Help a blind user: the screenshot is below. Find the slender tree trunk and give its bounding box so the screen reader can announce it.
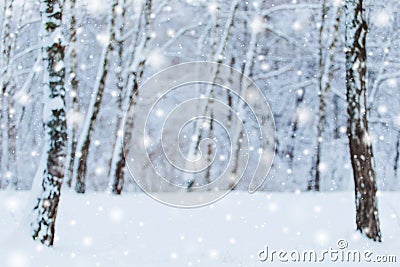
[107,0,126,195]
[108,41,125,194]
[230,4,259,188]
[108,0,151,194]
[0,0,14,189]
[72,0,117,193]
[333,95,340,139]
[31,0,67,246]
[186,0,239,190]
[309,4,342,191]
[394,131,400,182]
[345,0,381,242]
[309,0,327,192]
[286,89,304,172]
[7,88,17,189]
[65,0,80,187]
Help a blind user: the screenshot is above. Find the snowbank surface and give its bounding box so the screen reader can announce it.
[0,191,399,266]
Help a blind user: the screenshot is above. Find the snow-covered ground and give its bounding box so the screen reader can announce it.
[0,191,399,267]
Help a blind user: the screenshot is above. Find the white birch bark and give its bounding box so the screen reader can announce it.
[31,0,67,246]
[72,0,117,193]
[64,0,80,187]
[0,0,15,189]
[107,0,153,194]
[185,0,239,189]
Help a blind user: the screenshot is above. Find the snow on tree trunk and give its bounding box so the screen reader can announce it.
[0,0,15,189]
[345,0,382,242]
[31,0,67,247]
[185,0,239,190]
[230,4,259,188]
[64,0,80,188]
[108,48,146,195]
[72,0,117,193]
[309,4,342,191]
[108,0,151,194]
[107,0,128,195]
[6,89,17,189]
[394,132,400,184]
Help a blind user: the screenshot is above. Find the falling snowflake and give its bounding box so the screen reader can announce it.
[67,110,83,126]
[7,251,28,267]
[261,63,270,71]
[387,78,397,88]
[250,17,264,33]
[82,236,93,247]
[374,10,391,27]
[155,108,165,118]
[268,202,278,213]
[109,208,124,223]
[297,107,312,126]
[5,196,20,213]
[15,90,31,106]
[377,105,387,114]
[292,21,303,31]
[147,49,167,68]
[167,29,175,37]
[314,230,330,246]
[33,64,43,73]
[96,32,109,46]
[318,162,327,173]
[209,249,219,259]
[207,2,218,14]
[115,4,123,15]
[95,167,105,176]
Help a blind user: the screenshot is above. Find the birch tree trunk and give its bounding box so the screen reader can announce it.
[345,0,381,242]
[108,3,126,194]
[309,4,342,191]
[31,0,67,246]
[230,0,260,188]
[0,0,15,189]
[64,0,80,187]
[185,0,239,190]
[394,132,400,185]
[108,0,152,194]
[72,0,117,193]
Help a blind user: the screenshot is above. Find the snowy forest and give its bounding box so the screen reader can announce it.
[0,0,399,265]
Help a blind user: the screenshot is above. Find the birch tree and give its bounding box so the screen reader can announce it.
[64,0,80,187]
[107,0,127,195]
[108,0,173,194]
[0,0,15,189]
[395,132,400,181]
[345,0,381,241]
[230,0,261,188]
[107,0,150,194]
[31,0,67,246]
[185,0,239,190]
[309,2,342,191]
[72,0,118,193]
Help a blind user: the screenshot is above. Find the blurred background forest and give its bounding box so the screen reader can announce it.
[1,0,399,193]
